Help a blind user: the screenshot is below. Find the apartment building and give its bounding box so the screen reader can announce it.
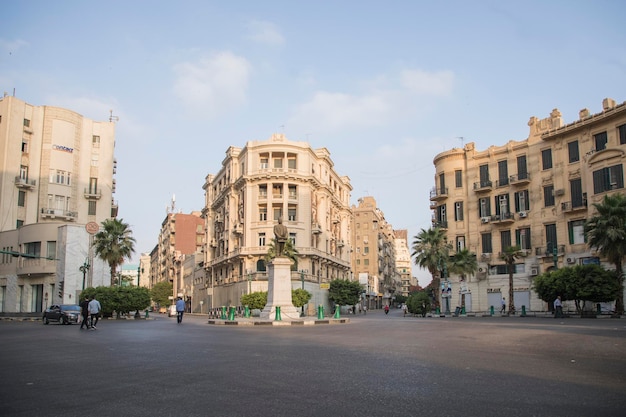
[394,229,412,297]
[202,133,352,313]
[431,97,626,312]
[0,95,117,313]
[351,197,397,309]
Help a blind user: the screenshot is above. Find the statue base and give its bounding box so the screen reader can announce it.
[260,257,300,320]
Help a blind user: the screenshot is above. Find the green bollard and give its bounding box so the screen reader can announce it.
[275,306,282,321]
[317,305,324,319]
[221,306,227,320]
[461,306,466,315]
[436,307,440,315]
[244,305,250,318]
[490,306,494,316]
[334,305,340,319]
[145,309,149,319]
[521,305,526,317]
[596,303,601,314]
[228,306,235,321]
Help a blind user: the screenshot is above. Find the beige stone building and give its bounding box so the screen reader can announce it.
[431,97,626,313]
[394,229,412,297]
[202,134,352,314]
[351,196,397,309]
[0,95,117,312]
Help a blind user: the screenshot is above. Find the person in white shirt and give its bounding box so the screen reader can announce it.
[88,296,101,329]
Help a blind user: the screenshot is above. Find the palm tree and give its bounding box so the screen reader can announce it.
[93,218,136,286]
[411,227,451,308]
[584,193,626,314]
[449,248,478,308]
[499,245,525,313]
[265,238,299,270]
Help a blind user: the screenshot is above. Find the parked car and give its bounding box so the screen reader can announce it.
[43,304,82,325]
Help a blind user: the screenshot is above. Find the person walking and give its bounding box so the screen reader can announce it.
[175,297,185,324]
[88,296,101,330]
[501,297,506,314]
[554,296,563,318]
[79,297,90,329]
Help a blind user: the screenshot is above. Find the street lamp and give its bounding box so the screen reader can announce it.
[79,260,90,291]
[300,269,307,317]
[137,264,144,287]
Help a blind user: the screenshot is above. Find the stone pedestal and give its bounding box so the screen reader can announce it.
[260,257,300,320]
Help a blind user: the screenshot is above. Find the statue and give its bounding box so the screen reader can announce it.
[273,216,289,257]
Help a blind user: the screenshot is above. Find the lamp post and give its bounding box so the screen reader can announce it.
[247,271,252,294]
[79,260,90,291]
[300,269,306,317]
[137,264,144,287]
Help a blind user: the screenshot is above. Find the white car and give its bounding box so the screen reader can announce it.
[168,304,177,317]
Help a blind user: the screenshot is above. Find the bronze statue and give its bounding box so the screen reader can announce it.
[273,216,289,256]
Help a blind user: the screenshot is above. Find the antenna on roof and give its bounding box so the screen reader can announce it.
[109,110,119,123]
[456,136,465,147]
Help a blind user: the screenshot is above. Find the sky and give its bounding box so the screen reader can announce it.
[2,1,625,287]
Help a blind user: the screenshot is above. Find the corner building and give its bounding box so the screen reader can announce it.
[0,95,117,312]
[431,98,626,312]
[202,134,352,313]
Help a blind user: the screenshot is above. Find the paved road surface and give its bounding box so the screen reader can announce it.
[1,309,624,417]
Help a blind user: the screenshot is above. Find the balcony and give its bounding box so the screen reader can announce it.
[491,212,514,224]
[473,180,493,193]
[429,187,448,201]
[535,245,565,257]
[311,223,322,234]
[15,177,36,189]
[495,178,509,188]
[84,188,102,199]
[509,173,530,185]
[432,220,448,229]
[429,201,438,210]
[561,200,587,213]
[40,208,78,221]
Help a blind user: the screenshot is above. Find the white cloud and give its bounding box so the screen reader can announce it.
[245,20,285,46]
[172,52,251,118]
[288,68,455,134]
[0,38,29,54]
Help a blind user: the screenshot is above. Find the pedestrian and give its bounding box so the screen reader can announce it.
[175,296,185,323]
[79,297,90,329]
[88,296,101,330]
[501,297,506,314]
[402,304,408,316]
[554,296,563,318]
[363,305,367,315]
[384,305,390,315]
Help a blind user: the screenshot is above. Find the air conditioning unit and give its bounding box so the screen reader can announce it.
[552,189,565,197]
[518,211,527,218]
[566,257,576,264]
[481,217,490,223]
[210,239,217,247]
[481,253,491,260]
[530,267,539,276]
[478,266,487,274]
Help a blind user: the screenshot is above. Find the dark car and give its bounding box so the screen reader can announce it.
[43,304,82,325]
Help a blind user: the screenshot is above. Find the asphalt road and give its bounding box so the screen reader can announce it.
[1,309,625,417]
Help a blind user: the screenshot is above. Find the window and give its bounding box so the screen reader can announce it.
[481,233,492,254]
[544,185,555,207]
[89,178,98,194]
[259,206,267,221]
[88,201,96,215]
[570,178,584,208]
[364,246,369,254]
[500,230,511,252]
[568,141,579,163]
[260,158,269,169]
[619,124,626,145]
[517,155,528,180]
[257,232,267,246]
[515,227,531,250]
[272,184,282,198]
[22,140,28,153]
[289,233,296,246]
[259,185,267,198]
[46,241,56,259]
[437,205,446,225]
[288,207,296,222]
[24,241,41,257]
[479,164,490,187]
[514,190,529,212]
[568,220,586,244]
[455,170,462,188]
[50,170,71,185]
[364,259,369,266]
[273,208,282,221]
[541,149,553,170]
[438,172,446,192]
[594,131,608,151]
[288,156,297,170]
[18,191,25,207]
[495,194,509,216]
[456,236,465,252]
[497,160,508,186]
[274,158,283,169]
[545,224,558,251]
[16,220,23,228]
[479,197,491,218]
[288,185,297,199]
[454,201,463,221]
[593,164,624,194]
[23,118,30,127]
[92,135,100,148]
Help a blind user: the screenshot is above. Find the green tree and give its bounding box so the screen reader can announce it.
[394,294,408,305]
[533,265,620,316]
[292,288,312,308]
[80,286,150,318]
[584,193,626,314]
[240,291,268,310]
[411,227,451,308]
[92,218,136,286]
[499,245,525,313]
[265,239,299,270]
[150,281,173,308]
[406,291,431,317]
[328,279,362,307]
[449,248,477,308]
